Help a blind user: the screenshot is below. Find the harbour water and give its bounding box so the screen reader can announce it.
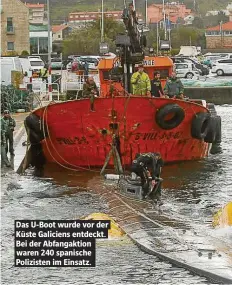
[1,105,232,284]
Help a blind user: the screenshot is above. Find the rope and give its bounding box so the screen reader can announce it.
[41,102,100,173]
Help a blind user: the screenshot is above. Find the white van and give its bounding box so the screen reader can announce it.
[1,57,23,86]
[19,57,33,77]
[29,57,44,74]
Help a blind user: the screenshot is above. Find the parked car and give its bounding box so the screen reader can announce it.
[211,59,232,76]
[174,62,200,79]
[171,57,209,75]
[78,56,100,69]
[51,58,63,70]
[66,61,72,71]
[29,57,44,75]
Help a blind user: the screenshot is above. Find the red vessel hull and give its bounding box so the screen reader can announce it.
[34,97,210,168]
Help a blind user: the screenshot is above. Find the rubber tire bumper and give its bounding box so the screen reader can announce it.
[191,112,210,140]
[204,116,217,143]
[214,115,222,143]
[24,113,47,143]
[156,104,185,130]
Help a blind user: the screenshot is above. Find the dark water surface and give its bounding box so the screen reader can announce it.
[1,106,232,285]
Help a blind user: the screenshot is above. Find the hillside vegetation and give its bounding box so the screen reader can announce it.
[23,0,230,24]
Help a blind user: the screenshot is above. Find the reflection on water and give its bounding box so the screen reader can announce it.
[1,106,232,284]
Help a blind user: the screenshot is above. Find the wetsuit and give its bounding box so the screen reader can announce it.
[131,153,164,197]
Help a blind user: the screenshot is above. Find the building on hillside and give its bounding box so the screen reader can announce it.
[147,3,191,26]
[25,3,46,25]
[205,22,232,48]
[206,3,232,17]
[1,0,29,55]
[52,24,70,42]
[68,10,143,29]
[30,24,52,55]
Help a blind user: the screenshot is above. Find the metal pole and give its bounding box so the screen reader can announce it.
[101,0,104,42]
[220,21,223,47]
[145,0,148,26]
[157,22,159,55]
[47,0,52,101]
[163,0,167,40]
[133,0,135,10]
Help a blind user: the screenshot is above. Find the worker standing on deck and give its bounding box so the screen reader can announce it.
[151,71,164,97]
[131,152,164,200]
[82,77,99,111]
[1,117,11,167]
[3,110,16,157]
[131,64,151,96]
[164,72,184,99]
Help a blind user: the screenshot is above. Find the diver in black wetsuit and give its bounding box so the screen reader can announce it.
[131,152,164,199]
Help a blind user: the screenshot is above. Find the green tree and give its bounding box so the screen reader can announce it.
[21,50,29,56]
[63,17,125,55]
[192,17,204,29]
[203,12,229,28]
[170,27,205,48]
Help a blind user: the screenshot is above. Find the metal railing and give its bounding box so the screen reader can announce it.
[64,74,100,91]
[38,83,60,101]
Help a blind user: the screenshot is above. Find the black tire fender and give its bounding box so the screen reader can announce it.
[24,113,47,142]
[156,104,185,130]
[191,112,210,140]
[204,116,217,143]
[214,115,222,143]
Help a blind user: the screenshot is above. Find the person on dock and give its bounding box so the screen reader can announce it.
[131,152,164,201]
[1,117,11,167]
[164,72,184,99]
[40,65,48,83]
[151,71,164,97]
[131,64,151,96]
[3,110,16,157]
[82,77,99,111]
[84,61,89,77]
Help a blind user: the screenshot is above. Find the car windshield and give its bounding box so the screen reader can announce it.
[30,61,44,66]
[51,59,61,62]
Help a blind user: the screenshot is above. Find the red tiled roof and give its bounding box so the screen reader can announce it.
[52,25,68,33]
[69,11,122,15]
[170,16,179,23]
[207,21,232,31]
[149,15,182,24]
[26,3,44,8]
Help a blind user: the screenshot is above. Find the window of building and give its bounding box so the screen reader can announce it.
[30,37,38,54]
[39,37,48,53]
[70,15,73,18]
[7,42,14,51]
[80,15,84,18]
[58,35,61,38]
[7,17,14,32]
